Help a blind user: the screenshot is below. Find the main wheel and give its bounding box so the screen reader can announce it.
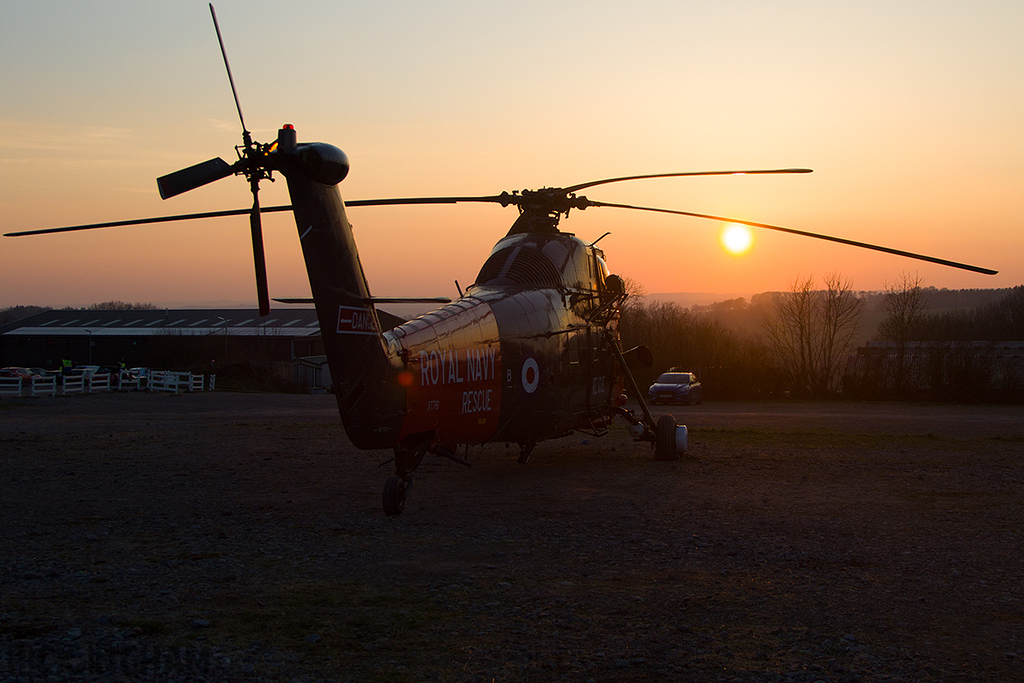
[382,475,407,516]
[654,414,679,461]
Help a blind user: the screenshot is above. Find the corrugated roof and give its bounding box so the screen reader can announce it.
[1,308,322,338]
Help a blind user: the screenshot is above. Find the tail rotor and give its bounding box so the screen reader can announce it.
[155,3,275,314]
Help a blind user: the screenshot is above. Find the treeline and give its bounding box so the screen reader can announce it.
[619,280,1024,402]
[1,301,158,326]
[906,286,1024,341]
[0,305,50,326]
[621,274,864,400]
[82,301,159,311]
[619,300,784,400]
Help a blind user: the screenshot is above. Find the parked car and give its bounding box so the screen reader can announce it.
[127,367,150,388]
[648,371,702,405]
[127,367,149,381]
[67,365,101,377]
[1,367,34,382]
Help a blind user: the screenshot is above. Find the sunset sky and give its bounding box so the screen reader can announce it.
[2,0,1021,310]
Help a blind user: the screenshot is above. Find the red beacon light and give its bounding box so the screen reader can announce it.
[277,123,297,151]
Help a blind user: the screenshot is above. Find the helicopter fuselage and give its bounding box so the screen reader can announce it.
[283,144,628,456]
[274,136,630,469]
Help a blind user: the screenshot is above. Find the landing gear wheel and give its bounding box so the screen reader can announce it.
[654,414,679,461]
[382,475,407,516]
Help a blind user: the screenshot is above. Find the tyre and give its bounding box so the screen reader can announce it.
[382,475,406,516]
[654,414,679,461]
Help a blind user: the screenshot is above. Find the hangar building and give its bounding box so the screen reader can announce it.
[0,308,327,371]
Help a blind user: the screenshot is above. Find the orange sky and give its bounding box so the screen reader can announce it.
[2,1,1021,309]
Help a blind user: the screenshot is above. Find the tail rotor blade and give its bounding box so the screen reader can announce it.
[157,157,234,199]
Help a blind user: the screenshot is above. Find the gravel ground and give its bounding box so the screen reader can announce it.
[2,392,1023,682]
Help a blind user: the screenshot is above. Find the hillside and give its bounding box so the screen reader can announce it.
[643,287,1020,344]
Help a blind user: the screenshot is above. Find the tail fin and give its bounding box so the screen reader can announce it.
[279,140,404,448]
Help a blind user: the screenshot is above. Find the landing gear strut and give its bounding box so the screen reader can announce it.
[382,435,429,517]
[381,434,472,515]
[517,440,536,465]
[607,337,687,460]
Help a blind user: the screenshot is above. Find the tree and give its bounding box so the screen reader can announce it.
[86,299,157,309]
[878,272,928,395]
[761,273,863,397]
[619,276,647,311]
[0,305,51,325]
[762,277,816,395]
[879,272,927,343]
[817,274,864,396]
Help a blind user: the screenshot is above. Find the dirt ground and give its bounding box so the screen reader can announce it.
[2,392,1023,682]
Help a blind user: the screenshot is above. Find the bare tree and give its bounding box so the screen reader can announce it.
[879,272,927,343]
[762,273,863,397]
[878,272,927,394]
[617,276,648,325]
[816,273,863,396]
[762,276,817,395]
[87,301,158,310]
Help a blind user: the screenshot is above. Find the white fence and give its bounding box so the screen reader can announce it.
[61,375,87,395]
[0,376,21,397]
[0,371,215,398]
[31,375,57,397]
[89,373,112,393]
[117,372,140,392]
[149,371,192,393]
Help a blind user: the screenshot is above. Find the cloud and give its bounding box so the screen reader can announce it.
[0,120,132,155]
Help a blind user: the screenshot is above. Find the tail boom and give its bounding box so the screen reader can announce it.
[280,143,405,449]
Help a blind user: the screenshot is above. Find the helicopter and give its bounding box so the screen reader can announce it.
[5,5,997,516]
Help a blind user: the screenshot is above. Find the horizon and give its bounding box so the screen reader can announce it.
[4,284,1019,318]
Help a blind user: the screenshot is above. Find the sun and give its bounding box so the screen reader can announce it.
[721,223,753,255]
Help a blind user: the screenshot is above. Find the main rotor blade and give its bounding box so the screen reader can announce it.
[209,3,248,138]
[157,157,235,199]
[275,296,453,305]
[346,195,508,208]
[4,206,293,237]
[249,189,271,316]
[564,169,813,194]
[589,200,998,275]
